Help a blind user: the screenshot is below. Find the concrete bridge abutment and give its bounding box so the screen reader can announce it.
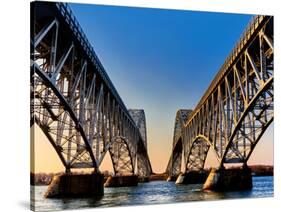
[104,175,139,187]
[166,176,178,182]
[175,170,209,184]
[203,166,252,191]
[45,172,104,198]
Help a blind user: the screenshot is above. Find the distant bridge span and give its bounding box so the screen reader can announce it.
[31,2,152,177]
[167,16,273,177]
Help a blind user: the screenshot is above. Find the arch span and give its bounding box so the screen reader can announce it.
[31,2,152,177]
[166,110,192,176]
[166,15,273,174]
[106,136,135,175]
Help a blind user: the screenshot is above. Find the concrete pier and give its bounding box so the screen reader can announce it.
[104,175,138,187]
[45,172,104,198]
[175,170,208,184]
[203,166,252,191]
[138,176,150,183]
[166,176,177,182]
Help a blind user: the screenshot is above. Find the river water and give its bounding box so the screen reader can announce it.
[31,176,273,211]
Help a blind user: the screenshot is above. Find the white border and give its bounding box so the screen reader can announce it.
[0,0,280,211]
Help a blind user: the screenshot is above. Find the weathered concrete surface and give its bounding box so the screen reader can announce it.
[203,167,252,191]
[166,176,177,182]
[138,176,150,183]
[104,175,138,187]
[175,173,185,184]
[175,170,209,184]
[45,172,104,198]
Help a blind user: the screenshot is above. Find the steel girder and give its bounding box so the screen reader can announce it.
[167,15,273,174]
[30,2,152,176]
[129,109,148,149]
[128,109,153,176]
[166,110,192,176]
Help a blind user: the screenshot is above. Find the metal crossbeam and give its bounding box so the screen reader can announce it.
[30,2,152,176]
[167,15,273,176]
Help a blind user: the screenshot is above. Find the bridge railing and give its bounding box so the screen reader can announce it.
[187,15,267,126]
[54,3,144,142]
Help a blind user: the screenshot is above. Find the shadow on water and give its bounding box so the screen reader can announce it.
[58,195,104,210]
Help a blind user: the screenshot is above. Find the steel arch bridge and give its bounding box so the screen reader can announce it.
[30,2,152,177]
[167,15,273,177]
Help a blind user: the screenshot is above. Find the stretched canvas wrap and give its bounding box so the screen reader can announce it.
[30,1,274,211]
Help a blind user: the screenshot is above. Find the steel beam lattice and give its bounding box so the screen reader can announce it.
[30,2,152,176]
[167,15,273,176]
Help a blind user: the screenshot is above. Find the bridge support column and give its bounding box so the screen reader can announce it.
[45,172,104,198]
[175,170,209,184]
[203,166,252,191]
[104,175,138,187]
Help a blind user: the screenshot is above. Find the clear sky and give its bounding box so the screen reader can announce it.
[33,3,273,173]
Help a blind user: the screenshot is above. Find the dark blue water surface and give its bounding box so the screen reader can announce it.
[31,176,273,211]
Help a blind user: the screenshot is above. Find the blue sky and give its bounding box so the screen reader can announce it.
[69,4,252,111]
[66,4,272,172]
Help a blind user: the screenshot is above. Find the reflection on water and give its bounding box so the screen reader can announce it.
[32,176,273,211]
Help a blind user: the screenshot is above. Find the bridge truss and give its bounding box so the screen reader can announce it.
[167,15,273,177]
[30,2,152,176]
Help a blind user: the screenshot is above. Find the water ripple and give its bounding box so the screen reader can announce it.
[32,176,273,211]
